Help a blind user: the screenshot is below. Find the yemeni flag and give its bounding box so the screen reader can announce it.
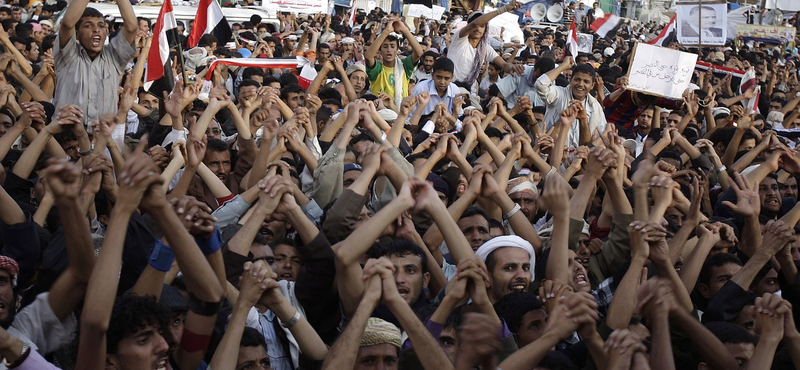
[740,68,760,115]
[648,15,676,46]
[694,61,746,78]
[590,14,623,40]
[144,0,180,99]
[565,18,578,61]
[204,57,314,85]
[187,0,233,48]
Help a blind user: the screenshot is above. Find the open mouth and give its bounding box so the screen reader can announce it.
[574,273,588,286]
[765,198,779,206]
[508,281,527,293]
[397,286,410,298]
[92,35,101,47]
[0,301,7,315]
[280,273,293,280]
[155,357,168,370]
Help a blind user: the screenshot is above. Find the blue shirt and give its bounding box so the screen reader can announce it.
[410,78,460,116]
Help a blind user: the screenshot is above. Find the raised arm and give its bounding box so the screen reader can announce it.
[75,141,163,370]
[58,0,91,47]
[209,260,273,370]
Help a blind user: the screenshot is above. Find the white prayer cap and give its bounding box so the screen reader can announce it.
[475,236,536,280]
[341,37,356,44]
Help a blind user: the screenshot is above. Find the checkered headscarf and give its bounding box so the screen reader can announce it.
[0,256,19,286]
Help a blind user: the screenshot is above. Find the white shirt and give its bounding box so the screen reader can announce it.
[449,31,499,83]
[535,73,607,148]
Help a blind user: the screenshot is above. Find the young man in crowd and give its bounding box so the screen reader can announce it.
[0,8,798,370]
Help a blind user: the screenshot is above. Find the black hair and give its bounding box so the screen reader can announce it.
[54,130,78,145]
[421,50,439,60]
[263,75,280,87]
[493,292,543,333]
[488,218,504,231]
[705,321,757,345]
[532,106,546,114]
[367,239,429,274]
[752,260,775,291]
[316,106,334,124]
[709,127,735,147]
[699,253,742,286]
[198,34,218,48]
[382,33,400,48]
[1,19,15,32]
[318,42,331,50]
[280,83,305,101]
[349,133,374,147]
[460,206,489,223]
[318,87,342,104]
[571,63,596,79]
[239,79,261,90]
[14,23,32,38]
[107,294,169,354]
[432,57,454,74]
[656,149,682,165]
[76,7,104,29]
[322,98,343,109]
[484,127,505,140]
[250,14,262,25]
[206,137,229,153]
[242,67,265,81]
[241,326,268,349]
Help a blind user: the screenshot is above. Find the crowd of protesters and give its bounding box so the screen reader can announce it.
[0,0,798,369]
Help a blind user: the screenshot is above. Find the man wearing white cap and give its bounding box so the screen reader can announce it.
[507,177,539,224]
[323,258,452,370]
[475,235,536,303]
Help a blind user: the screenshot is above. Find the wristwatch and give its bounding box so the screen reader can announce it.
[3,342,29,366]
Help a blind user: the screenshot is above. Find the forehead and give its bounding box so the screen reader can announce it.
[492,247,530,263]
[509,191,535,200]
[724,342,754,361]
[357,343,398,359]
[521,308,547,324]
[458,215,489,229]
[387,253,423,268]
[712,262,741,276]
[273,243,298,256]
[760,177,778,187]
[206,150,230,159]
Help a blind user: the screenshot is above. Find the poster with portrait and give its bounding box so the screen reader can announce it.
[577,33,593,53]
[676,1,727,46]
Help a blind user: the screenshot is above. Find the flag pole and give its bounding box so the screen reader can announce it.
[175,40,189,87]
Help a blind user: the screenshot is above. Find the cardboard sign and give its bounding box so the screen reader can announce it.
[406,4,446,20]
[626,42,698,99]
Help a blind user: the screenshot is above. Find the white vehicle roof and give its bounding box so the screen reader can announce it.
[87,3,279,32]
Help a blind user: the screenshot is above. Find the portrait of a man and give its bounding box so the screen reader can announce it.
[677,2,726,45]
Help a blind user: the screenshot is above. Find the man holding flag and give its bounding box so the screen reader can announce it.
[144,0,181,99]
[53,0,138,127]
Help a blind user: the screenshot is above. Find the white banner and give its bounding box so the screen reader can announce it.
[405,4,446,20]
[626,43,698,99]
[765,0,800,11]
[263,0,326,13]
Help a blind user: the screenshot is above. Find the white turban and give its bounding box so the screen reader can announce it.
[475,235,536,280]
